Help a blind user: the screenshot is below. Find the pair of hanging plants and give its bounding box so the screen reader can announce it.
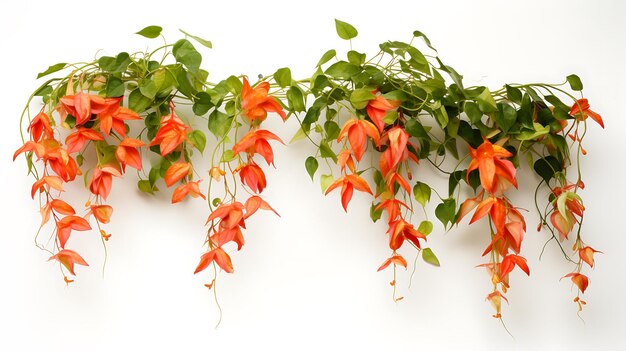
[15,21,603,322]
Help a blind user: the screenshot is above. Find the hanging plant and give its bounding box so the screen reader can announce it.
[14,22,603,321]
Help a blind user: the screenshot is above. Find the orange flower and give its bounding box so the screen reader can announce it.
[377,254,407,271]
[387,218,426,250]
[467,139,517,195]
[89,205,113,224]
[59,92,109,125]
[65,128,104,154]
[579,246,601,268]
[56,215,91,248]
[486,291,508,318]
[375,198,410,223]
[570,98,604,128]
[97,98,141,136]
[325,174,373,211]
[243,196,280,219]
[115,138,144,172]
[237,163,267,193]
[499,254,530,279]
[240,77,286,122]
[550,190,584,241]
[40,199,76,225]
[164,162,191,187]
[337,150,356,174]
[232,129,284,166]
[209,166,226,181]
[89,166,121,200]
[378,127,417,176]
[28,110,54,142]
[48,249,89,276]
[206,201,245,229]
[366,93,400,132]
[337,119,380,162]
[148,102,190,156]
[31,176,64,198]
[171,181,206,204]
[194,247,234,274]
[15,140,79,182]
[562,272,589,293]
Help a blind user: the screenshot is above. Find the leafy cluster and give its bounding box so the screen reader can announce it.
[15,22,603,321]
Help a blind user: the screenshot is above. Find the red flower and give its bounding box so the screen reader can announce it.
[48,249,89,276]
[240,77,286,122]
[56,215,92,248]
[337,119,380,162]
[115,138,144,172]
[467,139,517,195]
[366,93,400,132]
[570,98,604,128]
[194,247,234,274]
[325,174,373,211]
[89,166,121,200]
[97,98,141,136]
[232,129,284,166]
[377,254,407,271]
[171,181,206,204]
[148,102,190,156]
[237,163,267,193]
[164,162,191,187]
[59,92,109,125]
[28,110,54,142]
[65,128,104,154]
[387,218,426,250]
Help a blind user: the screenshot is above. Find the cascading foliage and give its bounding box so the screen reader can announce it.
[15,21,603,322]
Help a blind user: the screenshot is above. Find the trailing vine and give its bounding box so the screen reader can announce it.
[14,22,603,323]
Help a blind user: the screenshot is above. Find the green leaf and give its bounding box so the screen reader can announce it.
[566,74,583,91]
[325,61,361,79]
[37,63,67,79]
[435,198,456,229]
[516,123,550,141]
[290,125,310,143]
[105,76,125,97]
[350,88,375,109]
[347,50,365,65]
[413,30,436,51]
[464,101,483,124]
[418,220,433,236]
[188,130,207,153]
[324,121,340,140]
[287,86,306,112]
[179,29,212,49]
[434,105,449,128]
[139,78,158,99]
[317,49,337,67]
[319,142,338,162]
[136,25,162,39]
[138,180,155,194]
[477,87,497,113]
[173,39,202,74]
[208,110,233,138]
[495,103,517,132]
[220,150,235,162]
[320,174,334,192]
[370,203,383,223]
[305,157,319,181]
[544,95,570,112]
[192,91,213,116]
[505,85,522,104]
[274,67,292,88]
[534,156,561,183]
[334,19,358,40]
[448,170,465,196]
[405,119,429,139]
[422,248,440,267]
[128,89,152,113]
[98,52,131,73]
[413,181,431,207]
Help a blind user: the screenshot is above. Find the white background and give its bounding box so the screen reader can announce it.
[1,0,625,350]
